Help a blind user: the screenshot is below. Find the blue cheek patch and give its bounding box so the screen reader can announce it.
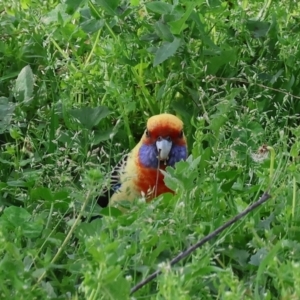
[168,145,187,166]
[139,144,159,168]
[139,144,187,168]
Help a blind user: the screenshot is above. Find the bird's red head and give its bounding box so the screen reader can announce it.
[137,113,187,168]
[141,113,186,147]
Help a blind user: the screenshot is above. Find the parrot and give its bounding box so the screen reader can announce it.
[97,113,187,208]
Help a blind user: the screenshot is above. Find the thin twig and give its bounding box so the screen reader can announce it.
[130,192,272,295]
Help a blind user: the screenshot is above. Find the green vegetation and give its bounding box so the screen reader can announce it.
[1,0,300,299]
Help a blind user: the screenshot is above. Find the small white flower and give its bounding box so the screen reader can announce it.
[176,201,185,209]
[251,151,269,163]
[251,145,269,162]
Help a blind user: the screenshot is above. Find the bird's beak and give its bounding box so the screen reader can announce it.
[156,138,172,161]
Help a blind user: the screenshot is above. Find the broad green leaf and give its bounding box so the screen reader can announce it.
[145,2,173,14]
[10,128,22,140]
[22,220,44,238]
[190,11,219,49]
[0,158,14,166]
[7,180,27,187]
[80,19,104,34]
[220,179,236,192]
[32,268,46,279]
[209,114,227,133]
[0,71,20,82]
[224,249,250,267]
[290,143,299,158]
[169,2,195,35]
[14,65,34,104]
[249,248,268,266]
[153,37,181,66]
[246,20,270,38]
[199,147,213,175]
[20,0,31,9]
[0,97,15,134]
[30,187,54,202]
[161,170,183,192]
[0,206,43,238]
[206,49,237,75]
[99,207,122,217]
[93,128,115,143]
[270,69,284,84]
[154,21,174,42]
[130,0,139,5]
[41,4,69,24]
[94,0,120,15]
[216,169,241,180]
[69,106,110,129]
[256,213,276,231]
[76,218,104,238]
[66,0,86,14]
[1,206,31,225]
[163,156,201,191]
[247,121,264,135]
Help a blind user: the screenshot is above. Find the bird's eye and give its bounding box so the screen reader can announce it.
[145,129,150,137]
[179,130,184,138]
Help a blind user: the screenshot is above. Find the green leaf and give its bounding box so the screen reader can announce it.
[69,106,110,129]
[216,170,241,180]
[41,4,69,24]
[0,97,15,134]
[6,180,27,187]
[290,143,299,158]
[145,2,173,14]
[14,65,34,104]
[209,114,228,134]
[93,128,115,143]
[66,0,86,14]
[94,0,121,15]
[169,2,195,35]
[224,249,250,267]
[1,206,31,226]
[246,20,270,38]
[163,170,183,191]
[23,220,44,239]
[130,0,139,5]
[10,128,22,140]
[256,213,276,231]
[30,187,54,202]
[163,156,201,191]
[220,180,236,192]
[100,207,123,217]
[0,206,43,238]
[153,37,181,66]
[249,248,268,266]
[206,49,237,75]
[190,11,219,49]
[154,21,174,42]
[80,19,104,34]
[199,147,213,175]
[76,219,104,238]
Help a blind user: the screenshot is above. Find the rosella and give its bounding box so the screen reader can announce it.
[97,113,187,207]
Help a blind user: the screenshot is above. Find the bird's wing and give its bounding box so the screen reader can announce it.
[96,153,129,207]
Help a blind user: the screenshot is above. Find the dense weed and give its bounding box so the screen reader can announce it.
[1,0,300,299]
